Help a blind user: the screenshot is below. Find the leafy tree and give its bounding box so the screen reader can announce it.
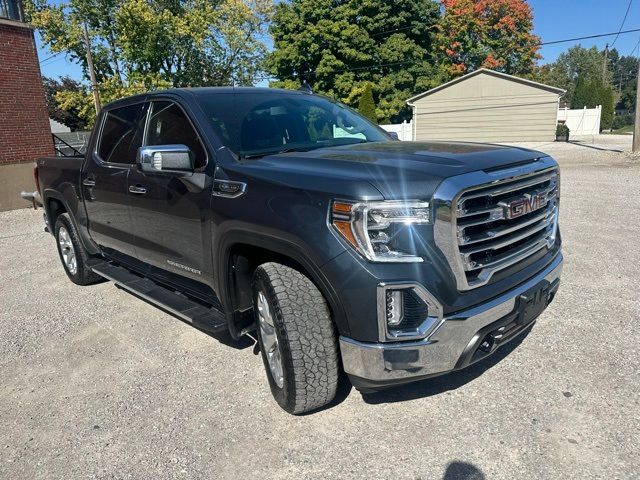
[533,44,621,131]
[609,48,638,112]
[43,76,87,131]
[618,83,637,113]
[571,77,596,109]
[536,45,609,105]
[114,0,272,87]
[26,0,273,126]
[599,84,615,130]
[268,0,444,123]
[572,77,615,130]
[357,83,377,122]
[435,0,540,76]
[56,73,173,127]
[534,44,617,130]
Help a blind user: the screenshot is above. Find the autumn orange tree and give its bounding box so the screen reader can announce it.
[435,0,540,77]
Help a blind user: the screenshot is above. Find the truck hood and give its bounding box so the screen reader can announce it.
[238,141,546,199]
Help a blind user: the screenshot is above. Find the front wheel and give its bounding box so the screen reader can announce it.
[253,262,339,414]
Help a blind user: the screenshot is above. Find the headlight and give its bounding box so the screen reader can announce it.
[331,200,430,263]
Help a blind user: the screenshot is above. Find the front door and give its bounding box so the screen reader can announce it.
[82,102,146,263]
[126,100,214,297]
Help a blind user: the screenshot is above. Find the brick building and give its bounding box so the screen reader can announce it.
[0,0,54,211]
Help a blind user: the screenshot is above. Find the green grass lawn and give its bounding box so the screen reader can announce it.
[605,124,634,134]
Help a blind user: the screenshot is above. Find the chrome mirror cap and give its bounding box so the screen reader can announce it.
[137,145,194,174]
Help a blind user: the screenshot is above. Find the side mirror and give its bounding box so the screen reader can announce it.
[387,131,400,141]
[137,145,194,174]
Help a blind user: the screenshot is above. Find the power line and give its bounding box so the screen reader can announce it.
[369,24,437,37]
[539,27,640,46]
[370,25,413,37]
[631,36,640,56]
[39,52,62,64]
[38,25,640,86]
[613,71,638,82]
[343,25,640,46]
[260,27,640,83]
[332,59,423,74]
[315,24,640,47]
[611,0,634,47]
[41,56,66,68]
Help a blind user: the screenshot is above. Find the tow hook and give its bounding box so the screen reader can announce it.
[478,325,507,353]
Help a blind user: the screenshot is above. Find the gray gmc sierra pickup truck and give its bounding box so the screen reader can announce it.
[32,87,563,414]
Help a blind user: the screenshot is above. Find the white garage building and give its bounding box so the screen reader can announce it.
[407,68,565,143]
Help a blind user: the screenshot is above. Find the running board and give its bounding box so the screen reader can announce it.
[89,260,227,333]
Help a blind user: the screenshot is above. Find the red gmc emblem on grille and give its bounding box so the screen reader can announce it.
[504,193,548,219]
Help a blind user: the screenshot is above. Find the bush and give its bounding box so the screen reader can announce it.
[358,83,377,123]
[600,86,615,130]
[556,123,570,136]
[572,77,615,131]
[612,114,634,130]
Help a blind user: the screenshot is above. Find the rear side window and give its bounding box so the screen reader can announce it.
[145,101,207,169]
[98,103,145,164]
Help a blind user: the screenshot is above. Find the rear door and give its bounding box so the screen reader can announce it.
[82,102,146,262]
[126,99,215,297]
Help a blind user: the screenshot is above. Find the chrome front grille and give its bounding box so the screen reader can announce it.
[456,169,559,286]
[433,157,560,291]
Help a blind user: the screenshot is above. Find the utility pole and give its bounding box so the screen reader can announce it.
[633,60,640,152]
[83,22,101,114]
[602,44,609,82]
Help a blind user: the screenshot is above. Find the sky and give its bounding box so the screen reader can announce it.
[36,0,640,82]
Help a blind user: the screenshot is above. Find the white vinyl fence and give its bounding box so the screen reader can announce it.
[557,106,601,136]
[379,120,413,141]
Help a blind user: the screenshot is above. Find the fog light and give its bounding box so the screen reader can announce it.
[386,290,404,326]
[378,284,443,341]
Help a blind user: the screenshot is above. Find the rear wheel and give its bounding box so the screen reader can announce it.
[253,262,339,414]
[54,213,101,285]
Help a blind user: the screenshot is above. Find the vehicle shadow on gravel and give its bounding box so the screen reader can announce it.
[360,328,531,405]
[443,461,486,480]
[116,285,256,351]
[568,140,624,153]
[203,329,255,350]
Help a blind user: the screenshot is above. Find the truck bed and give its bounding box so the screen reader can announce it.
[37,155,84,218]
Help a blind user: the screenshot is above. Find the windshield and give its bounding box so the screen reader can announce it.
[196,92,391,158]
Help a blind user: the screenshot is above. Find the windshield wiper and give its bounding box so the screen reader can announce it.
[240,140,369,160]
[241,146,315,160]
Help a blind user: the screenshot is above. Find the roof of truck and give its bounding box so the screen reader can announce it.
[169,87,308,96]
[103,87,309,110]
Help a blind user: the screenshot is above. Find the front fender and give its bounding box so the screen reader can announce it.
[214,226,351,338]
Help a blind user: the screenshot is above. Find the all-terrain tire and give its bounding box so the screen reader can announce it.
[253,262,339,414]
[54,213,102,286]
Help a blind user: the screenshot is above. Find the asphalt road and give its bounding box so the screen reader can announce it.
[1,135,639,479]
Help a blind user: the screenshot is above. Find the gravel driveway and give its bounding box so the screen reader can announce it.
[1,135,638,479]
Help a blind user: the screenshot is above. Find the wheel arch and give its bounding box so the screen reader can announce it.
[43,190,100,255]
[216,232,350,339]
[44,193,67,230]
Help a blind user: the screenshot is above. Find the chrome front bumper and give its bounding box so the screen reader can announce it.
[340,253,563,386]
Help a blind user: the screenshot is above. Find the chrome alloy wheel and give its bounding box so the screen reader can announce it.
[257,290,284,388]
[58,226,77,275]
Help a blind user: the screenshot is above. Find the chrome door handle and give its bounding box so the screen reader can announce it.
[129,185,147,194]
[83,178,96,187]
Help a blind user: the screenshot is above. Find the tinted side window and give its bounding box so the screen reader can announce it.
[146,101,207,169]
[98,103,145,164]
